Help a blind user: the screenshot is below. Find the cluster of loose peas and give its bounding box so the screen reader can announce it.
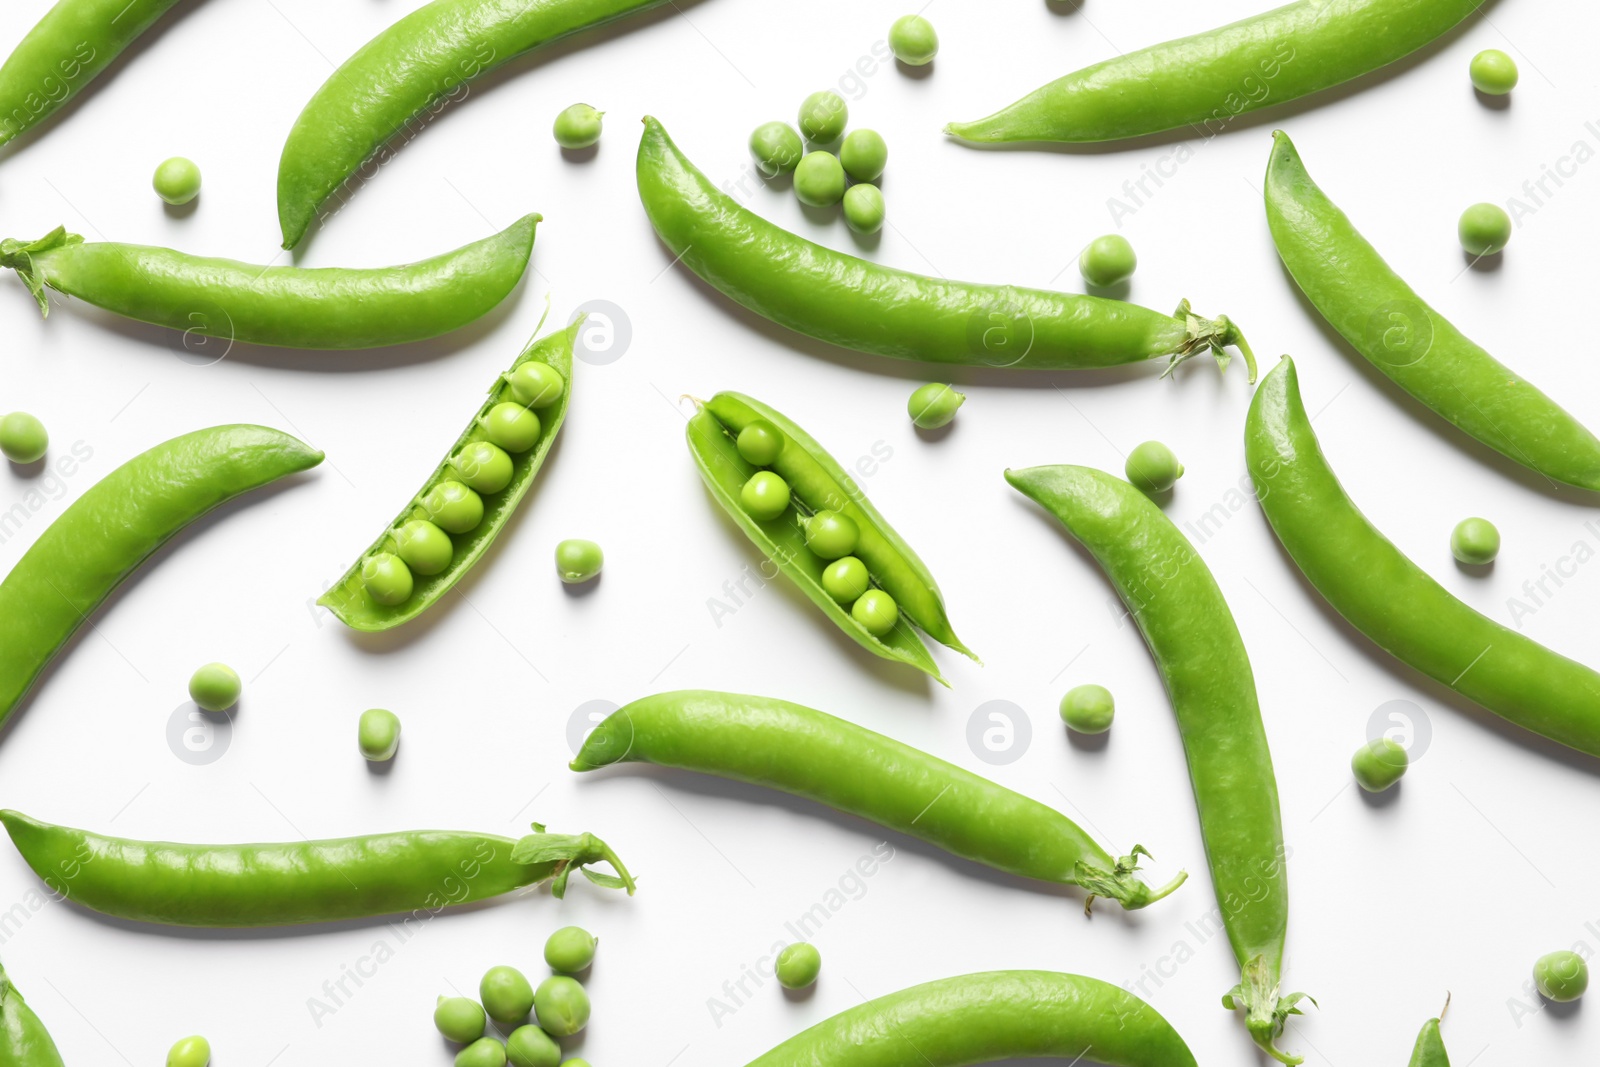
[434,926,598,1067]
[360,361,566,606]
[732,419,901,638]
[748,91,890,235]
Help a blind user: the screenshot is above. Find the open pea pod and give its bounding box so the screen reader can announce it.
[319,318,577,630]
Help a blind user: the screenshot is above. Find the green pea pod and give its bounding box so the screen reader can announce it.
[1247,357,1600,758]
[0,810,634,927]
[0,959,64,1067]
[0,425,322,730]
[0,216,536,350]
[1264,132,1600,490]
[744,971,1197,1067]
[573,691,1184,911]
[1409,1015,1449,1066]
[276,0,671,249]
[946,0,1481,144]
[319,318,576,631]
[1006,464,1306,1064]
[638,117,1254,377]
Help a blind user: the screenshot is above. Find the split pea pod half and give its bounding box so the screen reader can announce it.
[1265,131,1600,490]
[1247,357,1600,760]
[639,117,1254,378]
[743,971,1196,1067]
[319,318,577,630]
[0,425,322,730]
[1006,464,1306,1063]
[946,0,1482,144]
[0,810,634,927]
[688,392,973,684]
[0,215,536,350]
[573,691,1185,911]
[0,958,64,1067]
[276,0,673,248]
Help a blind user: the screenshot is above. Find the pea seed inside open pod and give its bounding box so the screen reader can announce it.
[451,441,514,493]
[852,588,898,635]
[736,419,783,465]
[509,362,565,408]
[362,551,414,605]
[741,470,791,520]
[394,519,453,575]
[421,480,485,533]
[483,402,542,453]
[802,509,859,559]
[822,556,870,603]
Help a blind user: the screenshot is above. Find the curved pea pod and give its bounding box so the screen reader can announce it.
[319,318,576,631]
[0,425,323,730]
[0,959,64,1067]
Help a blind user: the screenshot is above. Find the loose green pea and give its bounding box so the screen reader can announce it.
[435,996,488,1043]
[481,965,535,1024]
[1350,738,1408,792]
[1451,517,1500,565]
[506,1025,562,1067]
[822,557,870,603]
[544,925,598,972]
[852,589,898,635]
[736,420,783,466]
[1459,202,1512,257]
[357,707,401,761]
[794,151,846,207]
[1470,49,1518,95]
[153,156,201,205]
[188,662,240,712]
[553,104,604,149]
[555,539,604,584]
[839,129,887,183]
[362,551,414,606]
[1079,234,1137,287]
[1125,441,1183,493]
[749,121,804,178]
[509,362,566,409]
[422,480,485,534]
[452,441,514,494]
[908,383,964,429]
[741,471,791,521]
[889,14,938,65]
[395,518,453,575]
[483,402,542,453]
[1534,950,1589,1002]
[775,942,821,989]
[1059,684,1114,734]
[457,1037,508,1067]
[533,976,590,1036]
[803,510,859,559]
[842,184,885,235]
[166,1035,210,1067]
[797,90,848,143]
[0,412,47,463]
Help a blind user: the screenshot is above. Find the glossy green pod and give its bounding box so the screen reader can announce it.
[1409,1016,1449,1066]
[0,959,64,1067]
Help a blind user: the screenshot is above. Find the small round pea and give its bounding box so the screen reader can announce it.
[822,557,870,603]
[395,519,453,575]
[552,104,603,149]
[842,184,885,235]
[1059,684,1114,734]
[357,707,401,762]
[1534,950,1589,1003]
[457,1037,508,1067]
[152,157,201,205]
[775,942,821,989]
[1125,441,1183,493]
[839,129,887,182]
[797,90,848,143]
[736,420,783,466]
[852,589,898,636]
[803,510,859,560]
[509,362,566,409]
[1458,202,1512,257]
[435,995,487,1043]
[741,471,791,521]
[908,383,963,429]
[544,925,598,972]
[533,976,590,1036]
[451,441,514,494]
[0,412,47,464]
[483,402,542,453]
[794,151,846,207]
[166,1035,210,1067]
[889,14,938,66]
[422,480,485,534]
[188,662,240,712]
[506,1025,562,1067]
[1079,234,1137,287]
[481,965,535,1024]
[1469,48,1518,95]
[361,551,414,606]
[1350,738,1408,792]
[555,539,604,584]
[1451,517,1500,565]
[749,121,804,178]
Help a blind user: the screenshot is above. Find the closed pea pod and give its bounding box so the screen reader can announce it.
[0,958,64,1067]
[1408,998,1450,1066]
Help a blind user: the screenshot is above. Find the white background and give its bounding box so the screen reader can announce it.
[0,0,1594,1064]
